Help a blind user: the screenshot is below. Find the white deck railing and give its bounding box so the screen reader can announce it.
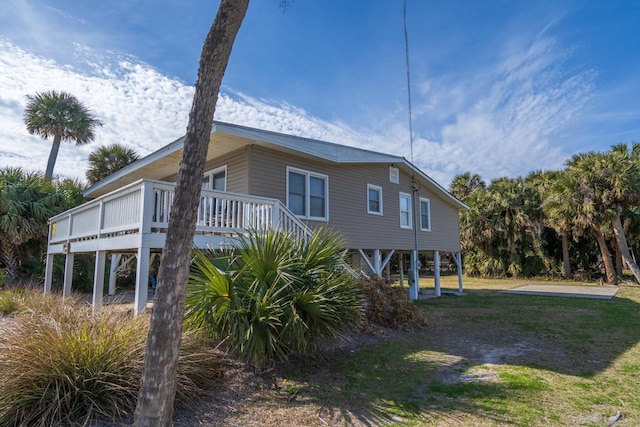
[48,179,312,247]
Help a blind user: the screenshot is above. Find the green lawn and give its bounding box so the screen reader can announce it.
[225,277,640,426]
[4,278,640,426]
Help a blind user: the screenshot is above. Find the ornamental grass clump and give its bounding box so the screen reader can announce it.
[186,227,364,369]
[0,296,222,426]
[0,285,59,316]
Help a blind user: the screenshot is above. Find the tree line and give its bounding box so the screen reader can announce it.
[449,143,640,285]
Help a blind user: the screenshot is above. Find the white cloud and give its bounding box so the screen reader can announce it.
[398,33,595,184]
[0,29,595,189]
[0,40,378,183]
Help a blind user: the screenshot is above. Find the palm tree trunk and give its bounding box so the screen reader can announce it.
[613,238,623,277]
[133,1,250,426]
[509,225,516,254]
[612,213,640,283]
[45,135,62,180]
[592,226,617,285]
[561,232,571,278]
[0,239,19,286]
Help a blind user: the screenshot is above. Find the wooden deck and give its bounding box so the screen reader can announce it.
[44,179,312,315]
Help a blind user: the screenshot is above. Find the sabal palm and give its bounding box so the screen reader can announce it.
[86,144,139,184]
[24,90,103,180]
[584,144,640,282]
[536,170,580,278]
[487,177,538,255]
[563,148,640,284]
[0,169,58,285]
[186,227,362,368]
[449,171,485,202]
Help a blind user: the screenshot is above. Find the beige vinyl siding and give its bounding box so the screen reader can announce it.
[161,147,249,194]
[247,145,461,252]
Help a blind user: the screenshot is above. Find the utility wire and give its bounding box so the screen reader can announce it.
[403,0,414,164]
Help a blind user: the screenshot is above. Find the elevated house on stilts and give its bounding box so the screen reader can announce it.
[44,122,468,316]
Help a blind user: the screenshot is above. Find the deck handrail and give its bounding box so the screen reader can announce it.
[48,179,313,246]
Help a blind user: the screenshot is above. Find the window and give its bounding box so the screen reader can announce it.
[420,198,431,231]
[199,166,227,226]
[287,167,328,220]
[399,192,412,229]
[367,184,383,215]
[202,165,226,191]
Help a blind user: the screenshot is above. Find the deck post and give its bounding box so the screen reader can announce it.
[373,249,381,277]
[134,247,150,317]
[399,253,405,287]
[92,251,106,312]
[454,251,464,293]
[434,250,441,297]
[409,250,419,300]
[63,252,75,298]
[44,253,54,294]
[108,254,120,295]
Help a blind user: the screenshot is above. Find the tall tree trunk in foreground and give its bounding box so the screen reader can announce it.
[133,1,249,425]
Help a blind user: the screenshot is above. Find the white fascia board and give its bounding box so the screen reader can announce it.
[83,135,186,197]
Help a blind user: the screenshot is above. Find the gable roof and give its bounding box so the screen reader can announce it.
[85,121,468,210]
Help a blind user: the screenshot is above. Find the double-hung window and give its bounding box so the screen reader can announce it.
[367,184,383,215]
[287,167,328,220]
[420,197,431,231]
[202,165,226,191]
[399,192,412,229]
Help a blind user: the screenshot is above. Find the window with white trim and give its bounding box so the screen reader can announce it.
[367,184,383,215]
[202,165,226,191]
[399,192,412,229]
[420,197,431,231]
[287,167,328,220]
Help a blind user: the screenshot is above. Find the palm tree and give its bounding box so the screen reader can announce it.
[565,151,620,285]
[534,169,577,278]
[0,168,58,285]
[599,144,640,282]
[86,144,139,184]
[449,171,485,201]
[24,90,103,180]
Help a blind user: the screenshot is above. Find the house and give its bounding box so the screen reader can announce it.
[44,121,468,315]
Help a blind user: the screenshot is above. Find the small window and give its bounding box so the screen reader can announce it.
[286,167,328,221]
[420,198,431,231]
[202,165,227,191]
[367,184,383,215]
[399,192,412,229]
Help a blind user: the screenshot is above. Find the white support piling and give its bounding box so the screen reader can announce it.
[434,250,441,297]
[108,254,120,295]
[455,252,464,293]
[44,253,54,294]
[63,253,75,298]
[93,251,106,312]
[134,247,150,317]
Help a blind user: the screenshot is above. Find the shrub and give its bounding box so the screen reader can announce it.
[0,294,222,426]
[359,278,428,331]
[186,227,364,369]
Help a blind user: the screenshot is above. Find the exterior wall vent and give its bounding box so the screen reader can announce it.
[389,166,399,184]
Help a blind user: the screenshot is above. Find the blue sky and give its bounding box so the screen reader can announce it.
[0,0,639,186]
